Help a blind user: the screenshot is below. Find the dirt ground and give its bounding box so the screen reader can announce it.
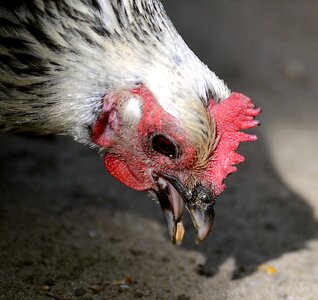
[1,1,318,299]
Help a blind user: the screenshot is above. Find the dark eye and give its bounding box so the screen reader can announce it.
[151,134,179,159]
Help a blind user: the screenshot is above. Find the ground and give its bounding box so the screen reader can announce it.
[1,1,318,299]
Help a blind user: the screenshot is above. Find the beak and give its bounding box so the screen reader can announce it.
[186,184,215,243]
[153,173,216,244]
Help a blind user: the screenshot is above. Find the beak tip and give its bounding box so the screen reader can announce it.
[153,174,216,245]
[195,237,203,245]
[195,222,214,244]
[188,202,215,244]
[175,221,185,245]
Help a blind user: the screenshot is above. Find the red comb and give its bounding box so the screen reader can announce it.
[205,92,261,196]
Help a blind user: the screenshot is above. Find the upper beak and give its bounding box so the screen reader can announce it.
[153,173,216,244]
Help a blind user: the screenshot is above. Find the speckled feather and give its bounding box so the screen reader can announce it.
[0,0,230,163]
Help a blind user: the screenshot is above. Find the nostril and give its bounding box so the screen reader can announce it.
[192,184,216,204]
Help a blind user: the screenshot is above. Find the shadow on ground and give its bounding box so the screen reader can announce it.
[1,1,318,299]
[181,136,318,279]
[0,133,317,299]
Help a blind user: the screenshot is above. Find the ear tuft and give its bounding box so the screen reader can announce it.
[91,93,120,148]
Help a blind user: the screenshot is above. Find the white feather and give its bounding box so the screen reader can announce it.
[0,0,230,155]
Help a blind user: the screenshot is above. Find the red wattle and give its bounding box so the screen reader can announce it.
[104,154,150,191]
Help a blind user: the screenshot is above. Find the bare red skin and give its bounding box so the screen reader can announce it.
[133,86,197,171]
[103,154,149,190]
[92,86,260,195]
[93,86,197,191]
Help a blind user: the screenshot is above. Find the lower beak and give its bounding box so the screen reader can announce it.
[153,173,216,244]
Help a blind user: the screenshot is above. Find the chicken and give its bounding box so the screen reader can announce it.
[0,0,260,244]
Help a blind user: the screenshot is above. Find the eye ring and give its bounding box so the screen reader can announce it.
[151,134,179,159]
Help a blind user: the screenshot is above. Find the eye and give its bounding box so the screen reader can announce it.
[151,134,179,159]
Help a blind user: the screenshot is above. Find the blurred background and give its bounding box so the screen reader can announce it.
[1,1,317,299]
